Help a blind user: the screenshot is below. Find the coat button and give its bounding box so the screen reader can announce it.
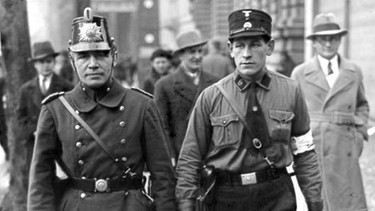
[252,106,258,112]
[75,110,80,114]
[106,87,111,92]
[75,125,80,130]
[121,157,127,162]
[80,192,86,198]
[119,121,125,127]
[120,139,126,144]
[78,160,84,165]
[81,176,86,179]
[222,120,227,124]
[76,142,82,148]
[119,106,125,111]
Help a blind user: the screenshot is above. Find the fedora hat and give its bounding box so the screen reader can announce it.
[228,9,272,40]
[306,13,347,39]
[173,30,207,56]
[29,41,59,62]
[69,7,115,52]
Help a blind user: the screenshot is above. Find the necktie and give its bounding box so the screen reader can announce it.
[41,77,48,95]
[246,82,270,149]
[327,61,333,75]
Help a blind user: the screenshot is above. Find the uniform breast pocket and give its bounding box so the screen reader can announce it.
[269,110,294,144]
[210,113,240,147]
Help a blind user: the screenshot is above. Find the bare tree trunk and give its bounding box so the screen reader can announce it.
[0,0,34,210]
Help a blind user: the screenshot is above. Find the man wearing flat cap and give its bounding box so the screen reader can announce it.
[154,30,218,164]
[292,13,369,211]
[28,8,176,211]
[17,41,73,181]
[176,9,323,211]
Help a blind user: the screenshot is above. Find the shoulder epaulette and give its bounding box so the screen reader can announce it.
[42,92,65,105]
[130,87,153,98]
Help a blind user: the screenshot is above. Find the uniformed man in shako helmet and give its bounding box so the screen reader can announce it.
[28,7,176,211]
[176,8,323,211]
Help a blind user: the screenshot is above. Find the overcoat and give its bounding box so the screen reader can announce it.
[154,66,218,159]
[291,55,369,211]
[27,80,176,211]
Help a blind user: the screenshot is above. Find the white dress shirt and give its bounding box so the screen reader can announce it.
[317,55,339,88]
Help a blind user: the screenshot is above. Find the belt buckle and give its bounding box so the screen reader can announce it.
[240,173,257,185]
[95,178,109,192]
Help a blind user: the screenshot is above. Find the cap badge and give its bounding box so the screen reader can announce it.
[243,22,252,29]
[79,23,103,42]
[242,11,252,18]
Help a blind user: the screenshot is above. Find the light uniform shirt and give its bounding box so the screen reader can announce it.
[317,54,339,88]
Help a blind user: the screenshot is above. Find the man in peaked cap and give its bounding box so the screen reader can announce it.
[28,8,176,211]
[17,41,73,188]
[154,30,218,164]
[292,13,369,211]
[176,8,323,211]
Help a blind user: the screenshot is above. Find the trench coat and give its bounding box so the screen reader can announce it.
[27,80,176,211]
[154,66,218,159]
[291,55,369,211]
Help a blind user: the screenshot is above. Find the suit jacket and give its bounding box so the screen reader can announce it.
[154,66,218,159]
[291,55,369,211]
[17,73,73,142]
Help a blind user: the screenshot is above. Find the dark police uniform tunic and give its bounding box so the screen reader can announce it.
[176,70,322,210]
[28,79,176,211]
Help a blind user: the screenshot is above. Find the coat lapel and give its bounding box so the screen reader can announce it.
[304,57,330,92]
[325,57,356,102]
[172,67,198,102]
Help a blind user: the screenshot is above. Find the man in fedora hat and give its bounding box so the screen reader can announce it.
[292,13,369,211]
[28,8,176,211]
[154,30,218,164]
[16,41,73,182]
[176,8,323,211]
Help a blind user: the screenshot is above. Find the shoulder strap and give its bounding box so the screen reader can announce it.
[58,96,131,173]
[215,83,253,137]
[215,83,274,167]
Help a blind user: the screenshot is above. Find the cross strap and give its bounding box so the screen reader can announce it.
[215,83,274,167]
[58,95,132,174]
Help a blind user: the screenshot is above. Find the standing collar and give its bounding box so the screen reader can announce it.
[71,78,126,112]
[234,69,271,92]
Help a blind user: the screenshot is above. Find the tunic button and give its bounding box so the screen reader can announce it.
[75,125,80,130]
[106,87,111,92]
[76,142,82,148]
[252,106,258,112]
[119,121,125,127]
[122,157,127,162]
[82,87,86,92]
[81,176,86,179]
[75,110,80,114]
[80,193,86,199]
[222,120,227,124]
[119,106,125,111]
[78,160,84,165]
[120,139,126,144]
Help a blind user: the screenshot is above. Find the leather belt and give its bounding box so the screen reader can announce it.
[216,168,288,186]
[69,176,143,192]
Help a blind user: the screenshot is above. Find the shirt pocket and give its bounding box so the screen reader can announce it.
[210,113,240,147]
[269,110,294,144]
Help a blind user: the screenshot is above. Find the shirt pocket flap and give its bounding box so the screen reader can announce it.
[210,113,239,127]
[269,110,295,123]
